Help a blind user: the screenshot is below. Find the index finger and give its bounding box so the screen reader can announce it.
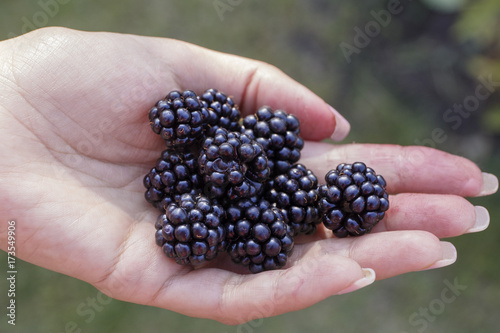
[157,39,350,141]
[6,28,349,142]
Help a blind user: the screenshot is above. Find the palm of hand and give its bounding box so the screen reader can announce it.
[0,28,493,324]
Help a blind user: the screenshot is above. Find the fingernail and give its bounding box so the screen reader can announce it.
[466,206,490,233]
[423,242,457,271]
[477,172,498,197]
[329,105,351,141]
[337,268,376,295]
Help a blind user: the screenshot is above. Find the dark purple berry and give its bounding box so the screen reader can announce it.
[266,164,321,236]
[198,128,270,201]
[199,88,242,136]
[319,162,389,237]
[148,90,209,148]
[226,197,294,273]
[155,194,226,266]
[242,106,304,177]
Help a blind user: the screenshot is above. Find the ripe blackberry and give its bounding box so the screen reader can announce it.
[242,106,304,176]
[155,194,226,265]
[144,150,201,212]
[198,128,270,201]
[266,164,321,236]
[318,162,389,237]
[148,89,209,148]
[225,197,294,273]
[200,88,242,136]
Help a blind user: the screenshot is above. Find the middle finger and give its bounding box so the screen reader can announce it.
[301,142,484,197]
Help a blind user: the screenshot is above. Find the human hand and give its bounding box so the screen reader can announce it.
[0,27,497,325]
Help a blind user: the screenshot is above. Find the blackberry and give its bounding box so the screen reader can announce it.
[242,106,304,176]
[318,162,389,237]
[225,197,294,273]
[266,164,321,236]
[198,128,270,201]
[200,88,242,136]
[144,150,201,212]
[148,89,209,148]
[155,194,226,265]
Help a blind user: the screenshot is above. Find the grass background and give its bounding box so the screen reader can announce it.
[1,0,499,332]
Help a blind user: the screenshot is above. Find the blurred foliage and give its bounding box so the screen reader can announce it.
[0,0,499,332]
[453,0,500,134]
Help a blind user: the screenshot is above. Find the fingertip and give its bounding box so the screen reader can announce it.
[476,172,499,197]
[328,105,351,141]
[422,241,457,271]
[466,206,490,233]
[336,268,376,295]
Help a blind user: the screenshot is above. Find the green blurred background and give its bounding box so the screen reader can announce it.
[1,0,499,332]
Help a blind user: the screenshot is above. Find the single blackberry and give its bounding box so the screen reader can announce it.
[266,164,321,236]
[318,162,389,237]
[242,106,304,177]
[199,88,242,136]
[144,150,201,212]
[225,197,294,273]
[148,89,209,148]
[198,128,270,201]
[155,194,226,265]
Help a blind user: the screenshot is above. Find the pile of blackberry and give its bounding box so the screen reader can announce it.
[144,89,389,273]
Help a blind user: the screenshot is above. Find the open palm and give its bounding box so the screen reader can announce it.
[0,28,496,325]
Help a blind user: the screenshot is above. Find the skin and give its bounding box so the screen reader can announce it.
[0,27,493,325]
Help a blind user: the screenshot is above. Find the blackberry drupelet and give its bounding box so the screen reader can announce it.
[242,106,304,176]
[155,194,226,265]
[144,149,201,212]
[318,162,389,237]
[148,89,209,148]
[266,164,321,235]
[225,197,294,273]
[198,128,270,201]
[200,88,242,136]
